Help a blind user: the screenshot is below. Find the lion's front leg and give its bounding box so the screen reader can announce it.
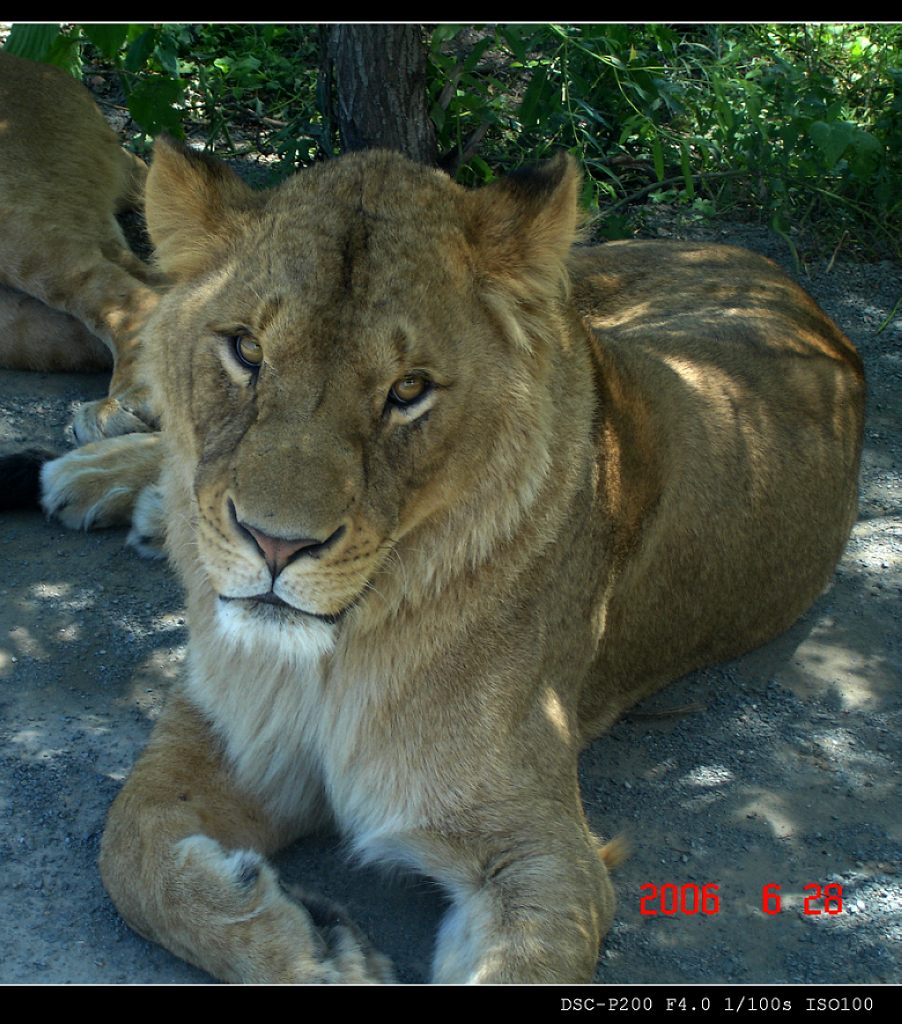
[426,818,616,984]
[100,695,393,984]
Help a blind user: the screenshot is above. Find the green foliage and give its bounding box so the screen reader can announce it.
[2,23,322,169]
[2,23,186,142]
[4,23,83,74]
[427,24,901,256]
[4,22,899,256]
[174,24,321,173]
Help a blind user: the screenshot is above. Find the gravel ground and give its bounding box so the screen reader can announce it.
[0,210,899,985]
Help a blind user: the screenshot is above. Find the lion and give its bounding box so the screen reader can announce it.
[0,50,163,442]
[29,139,864,982]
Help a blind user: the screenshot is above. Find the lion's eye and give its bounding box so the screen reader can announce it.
[388,375,430,407]
[231,335,263,371]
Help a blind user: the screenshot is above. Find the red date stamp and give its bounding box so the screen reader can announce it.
[640,883,720,915]
[639,882,843,916]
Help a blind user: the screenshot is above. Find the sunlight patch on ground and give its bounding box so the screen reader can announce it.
[5,625,46,661]
[151,611,186,633]
[17,583,99,614]
[136,645,187,678]
[847,517,902,561]
[685,764,734,787]
[803,728,897,798]
[8,711,113,766]
[72,715,112,739]
[126,645,188,720]
[737,791,796,839]
[10,727,66,763]
[29,581,72,600]
[788,633,893,708]
[682,764,735,812]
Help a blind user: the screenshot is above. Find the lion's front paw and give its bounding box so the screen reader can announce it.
[71,386,158,445]
[285,886,397,984]
[162,836,395,984]
[41,434,161,536]
[126,484,166,559]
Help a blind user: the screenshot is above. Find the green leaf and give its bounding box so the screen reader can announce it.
[876,295,901,335]
[498,25,527,62]
[712,79,734,131]
[45,33,83,76]
[85,24,129,59]
[680,142,695,198]
[579,175,599,212]
[127,75,184,137]
[571,97,608,128]
[3,23,61,61]
[468,156,495,183]
[155,41,181,80]
[125,27,158,72]
[430,25,461,49]
[809,120,854,169]
[770,211,800,274]
[518,66,549,128]
[744,85,761,122]
[847,127,882,177]
[452,93,489,115]
[618,114,643,147]
[652,137,665,182]
[237,56,261,73]
[462,36,493,74]
[598,213,634,240]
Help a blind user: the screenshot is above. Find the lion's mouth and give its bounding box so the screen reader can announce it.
[219,592,347,626]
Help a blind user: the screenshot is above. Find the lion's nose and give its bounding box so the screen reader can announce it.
[234,513,345,578]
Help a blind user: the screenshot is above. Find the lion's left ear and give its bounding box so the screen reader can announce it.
[466,153,582,309]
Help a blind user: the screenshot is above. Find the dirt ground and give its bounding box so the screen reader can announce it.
[0,204,899,983]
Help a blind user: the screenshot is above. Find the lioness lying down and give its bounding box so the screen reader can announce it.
[0,51,162,442]
[35,139,864,983]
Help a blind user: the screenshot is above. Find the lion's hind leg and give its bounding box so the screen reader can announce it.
[101,696,393,984]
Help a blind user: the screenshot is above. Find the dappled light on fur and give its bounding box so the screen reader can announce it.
[541,687,571,741]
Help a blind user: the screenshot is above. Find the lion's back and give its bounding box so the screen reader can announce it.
[571,241,865,736]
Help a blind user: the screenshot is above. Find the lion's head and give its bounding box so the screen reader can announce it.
[140,141,592,661]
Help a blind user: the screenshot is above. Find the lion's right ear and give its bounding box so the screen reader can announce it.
[145,136,261,281]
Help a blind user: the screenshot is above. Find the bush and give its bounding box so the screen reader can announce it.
[5,22,899,257]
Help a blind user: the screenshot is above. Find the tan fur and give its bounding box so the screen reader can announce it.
[0,51,164,441]
[41,432,163,531]
[48,141,862,982]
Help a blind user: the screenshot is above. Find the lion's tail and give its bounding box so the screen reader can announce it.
[599,834,630,871]
[0,446,58,510]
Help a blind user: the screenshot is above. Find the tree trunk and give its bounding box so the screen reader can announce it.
[320,25,437,166]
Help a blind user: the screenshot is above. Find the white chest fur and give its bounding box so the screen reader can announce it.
[183,612,436,861]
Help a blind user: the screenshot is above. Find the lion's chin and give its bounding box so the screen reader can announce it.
[214,594,339,665]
